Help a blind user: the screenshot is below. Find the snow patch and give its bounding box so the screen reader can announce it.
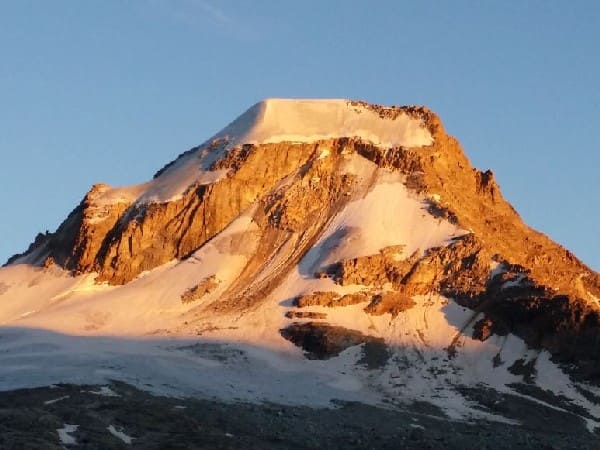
[306,164,465,265]
[89,166,228,212]
[107,425,134,444]
[44,395,69,405]
[501,274,525,289]
[489,261,505,279]
[57,424,78,445]
[89,386,119,397]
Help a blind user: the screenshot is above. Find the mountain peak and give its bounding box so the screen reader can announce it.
[210,98,434,150]
[3,98,600,429]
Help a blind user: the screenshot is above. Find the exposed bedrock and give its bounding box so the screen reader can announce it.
[280,322,389,366]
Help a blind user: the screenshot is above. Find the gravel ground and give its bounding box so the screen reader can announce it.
[1,382,599,449]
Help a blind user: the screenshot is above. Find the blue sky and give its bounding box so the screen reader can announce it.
[0,1,598,270]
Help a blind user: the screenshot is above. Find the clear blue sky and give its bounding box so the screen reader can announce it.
[1,1,598,270]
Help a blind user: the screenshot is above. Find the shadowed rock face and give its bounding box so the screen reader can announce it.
[280,322,389,364]
[7,101,600,380]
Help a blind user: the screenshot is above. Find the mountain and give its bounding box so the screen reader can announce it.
[2,99,600,443]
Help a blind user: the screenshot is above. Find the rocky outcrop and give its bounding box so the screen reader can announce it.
[280,322,388,361]
[293,291,368,308]
[284,311,327,320]
[363,292,416,317]
[318,245,420,287]
[292,289,415,318]
[293,292,338,308]
[472,318,496,341]
[181,275,218,304]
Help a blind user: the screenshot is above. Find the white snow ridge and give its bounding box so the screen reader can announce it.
[57,424,78,445]
[212,98,433,149]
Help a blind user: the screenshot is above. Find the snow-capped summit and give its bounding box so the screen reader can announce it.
[209,98,433,150]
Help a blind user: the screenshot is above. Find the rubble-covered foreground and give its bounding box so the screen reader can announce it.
[2,382,599,450]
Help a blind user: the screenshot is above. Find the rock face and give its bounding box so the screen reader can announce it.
[181,275,218,304]
[363,292,416,316]
[284,311,328,320]
[280,322,389,362]
[7,98,600,381]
